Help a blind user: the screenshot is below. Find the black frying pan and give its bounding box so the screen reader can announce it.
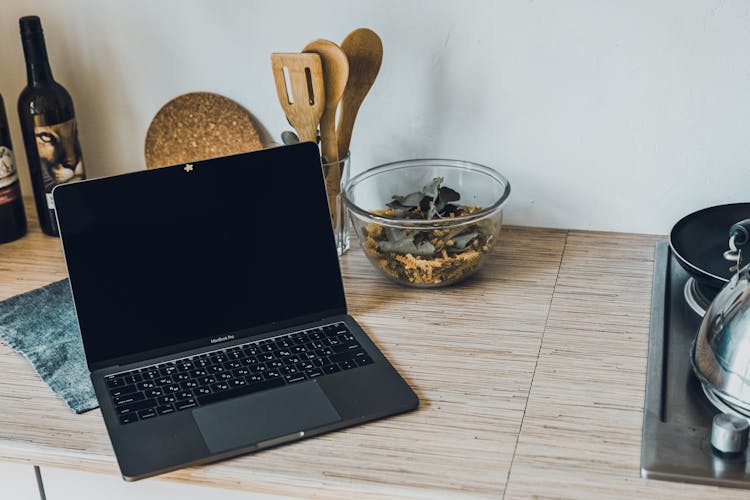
[669,203,750,290]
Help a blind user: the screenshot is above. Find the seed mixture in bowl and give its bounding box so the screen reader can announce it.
[359,177,497,286]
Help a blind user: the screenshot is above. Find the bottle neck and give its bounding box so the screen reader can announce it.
[22,33,54,85]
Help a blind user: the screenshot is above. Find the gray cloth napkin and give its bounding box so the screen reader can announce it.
[0,278,97,413]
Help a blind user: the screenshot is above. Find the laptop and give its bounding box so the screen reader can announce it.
[53,142,418,481]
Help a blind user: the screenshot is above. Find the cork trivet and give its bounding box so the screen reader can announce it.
[144,92,266,169]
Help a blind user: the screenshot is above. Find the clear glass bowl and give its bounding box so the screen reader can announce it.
[342,159,511,287]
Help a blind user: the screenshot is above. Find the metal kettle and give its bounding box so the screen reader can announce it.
[692,219,750,410]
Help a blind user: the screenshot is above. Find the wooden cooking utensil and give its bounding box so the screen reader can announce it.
[144,92,265,169]
[302,39,349,165]
[302,40,349,224]
[337,28,383,159]
[270,53,325,144]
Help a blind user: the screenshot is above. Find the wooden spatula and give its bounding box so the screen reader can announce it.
[270,53,325,144]
[302,39,349,165]
[302,40,349,226]
[337,28,383,159]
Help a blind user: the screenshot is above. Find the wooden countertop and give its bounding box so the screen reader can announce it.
[0,198,747,499]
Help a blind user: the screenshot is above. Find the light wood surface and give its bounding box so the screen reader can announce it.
[503,232,749,499]
[0,197,747,498]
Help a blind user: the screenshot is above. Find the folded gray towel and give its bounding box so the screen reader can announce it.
[0,279,97,413]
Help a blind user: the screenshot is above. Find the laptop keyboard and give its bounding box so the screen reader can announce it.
[104,322,372,425]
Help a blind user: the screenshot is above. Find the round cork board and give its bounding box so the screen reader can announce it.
[144,92,265,169]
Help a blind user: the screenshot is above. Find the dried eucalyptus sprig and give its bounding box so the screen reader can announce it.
[386,177,461,220]
[367,177,487,261]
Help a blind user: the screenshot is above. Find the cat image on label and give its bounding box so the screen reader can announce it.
[0,146,18,189]
[35,117,85,193]
[0,145,21,205]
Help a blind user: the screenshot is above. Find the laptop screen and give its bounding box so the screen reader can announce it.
[54,143,347,367]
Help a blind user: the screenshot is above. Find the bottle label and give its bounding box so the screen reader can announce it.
[0,146,21,206]
[34,117,85,209]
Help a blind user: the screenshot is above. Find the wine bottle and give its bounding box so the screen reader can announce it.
[0,93,27,243]
[17,15,86,237]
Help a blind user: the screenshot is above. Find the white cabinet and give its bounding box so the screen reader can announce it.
[0,462,41,500]
[39,466,296,500]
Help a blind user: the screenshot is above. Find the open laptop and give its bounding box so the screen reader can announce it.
[53,142,418,481]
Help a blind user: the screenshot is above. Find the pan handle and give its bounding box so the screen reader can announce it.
[729,219,750,249]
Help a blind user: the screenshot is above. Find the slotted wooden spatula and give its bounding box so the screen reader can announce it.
[270,53,325,144]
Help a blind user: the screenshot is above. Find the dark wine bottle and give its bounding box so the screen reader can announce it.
[17,15,85,237]
[0,93,27,243]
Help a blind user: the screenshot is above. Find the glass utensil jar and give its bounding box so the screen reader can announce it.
[322,152,350,256]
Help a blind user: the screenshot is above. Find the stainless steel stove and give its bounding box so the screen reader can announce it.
[641,241,750,488]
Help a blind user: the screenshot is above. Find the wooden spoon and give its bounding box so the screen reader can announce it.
[337,28,383,159]
[302,39,349,223]
[302,39,349,165]
[270,53,325,143]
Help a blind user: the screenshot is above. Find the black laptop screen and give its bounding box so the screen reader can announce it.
[54,143,346,367]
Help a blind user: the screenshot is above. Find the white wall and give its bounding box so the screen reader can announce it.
[1,0,748,234]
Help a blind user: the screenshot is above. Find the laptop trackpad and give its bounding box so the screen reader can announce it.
[193,381,341,453]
